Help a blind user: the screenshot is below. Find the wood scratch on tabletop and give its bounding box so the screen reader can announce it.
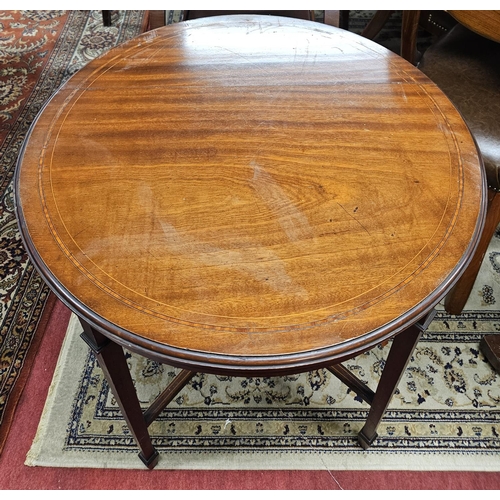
[337,202,371,236]
[219,46,273,74]
[301,37,310,73]
[399,83,408,103]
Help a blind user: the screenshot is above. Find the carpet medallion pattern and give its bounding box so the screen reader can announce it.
[0,9,149,453]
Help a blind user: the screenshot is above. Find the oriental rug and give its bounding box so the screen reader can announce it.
[0,9,175,455]
[26,234,500,470]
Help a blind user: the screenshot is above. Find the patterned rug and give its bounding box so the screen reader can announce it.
[26,228,500,471]
[0,9,168,455]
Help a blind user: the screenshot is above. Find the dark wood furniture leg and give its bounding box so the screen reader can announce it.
[79,320,159,469]
[481,334,500,374]
[143,369,196,426]
[357,312,434,448]
[327,312,435,448]
[147,10,166,30]
[324,11,350,29]
[361,10,393,39]
[102,10,111,27]
[445,190,500,315]
[401,10,421,64]
[360,10,421,65]
[339,11,349,30]
[324,10,341,28]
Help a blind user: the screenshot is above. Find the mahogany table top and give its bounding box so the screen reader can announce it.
[15,15,486,374]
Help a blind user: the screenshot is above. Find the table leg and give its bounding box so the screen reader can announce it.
[79,319,159,469]
[358,312,434,448]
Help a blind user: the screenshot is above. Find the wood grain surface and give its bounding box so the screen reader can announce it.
[15,15,486,374]
[448,10,500,42]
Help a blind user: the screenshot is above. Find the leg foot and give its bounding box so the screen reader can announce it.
[481,334,500,373]
[358,429,378,449]
[139,449,160,470]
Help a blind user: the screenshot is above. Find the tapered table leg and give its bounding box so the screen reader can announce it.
[79,319,159,469]
[358,312,434,448]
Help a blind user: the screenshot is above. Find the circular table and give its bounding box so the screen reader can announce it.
[15,15,486,468]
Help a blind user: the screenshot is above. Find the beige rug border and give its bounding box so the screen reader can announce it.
[25,314,500,471]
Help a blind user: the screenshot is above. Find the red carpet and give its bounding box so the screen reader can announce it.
[0,298,499,489]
